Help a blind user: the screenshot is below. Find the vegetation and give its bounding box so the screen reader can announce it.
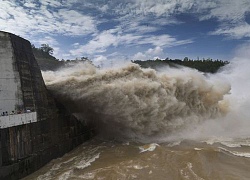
[32,44,63,71]
[40,44,54,55]
[132,57,229,73]
[32,44,93,71]
[32,44,229,73]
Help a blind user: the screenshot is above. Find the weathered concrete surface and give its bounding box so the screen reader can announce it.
[0,104,91,180]
[0,31,92,180]
[0,31,23,113]
[0,112,37,128]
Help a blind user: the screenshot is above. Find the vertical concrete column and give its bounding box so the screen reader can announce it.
[0,32,24,113]
[0,133,2,166]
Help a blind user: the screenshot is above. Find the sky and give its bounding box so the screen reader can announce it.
[1,0,250,66]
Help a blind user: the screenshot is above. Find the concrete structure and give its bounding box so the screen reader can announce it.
[0,112,37,129]
[0,32,23,113]
[0,32,39,128]
[0,31,92,180]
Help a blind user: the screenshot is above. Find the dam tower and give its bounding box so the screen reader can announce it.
[0,31,91,180]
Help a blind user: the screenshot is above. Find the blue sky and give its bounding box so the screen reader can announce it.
[1,0,250,66]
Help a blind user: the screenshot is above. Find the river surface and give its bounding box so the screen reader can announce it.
[23,137,250,180]
[24,61,250,180]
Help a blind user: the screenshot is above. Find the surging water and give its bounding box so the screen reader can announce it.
[23,138,250,180]
[43,63,230,141]
[24,59,250,180]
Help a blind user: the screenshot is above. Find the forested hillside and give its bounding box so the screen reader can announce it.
[32,44,89,71]
[32,44,229,73]
[32,44,64,71]
[132,58,229,73]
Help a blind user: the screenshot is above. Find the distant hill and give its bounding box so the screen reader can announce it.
[132,58,229,73]
[32,47,90,71]
[32,47,64,71]
[32,44,229,73]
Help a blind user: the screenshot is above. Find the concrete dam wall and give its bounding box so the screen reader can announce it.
[0,31,92,179]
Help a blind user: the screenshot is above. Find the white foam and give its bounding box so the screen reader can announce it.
[139,143,159,153]
[220,141,250,148]
[219,147,250,158]
[76,153,100,169]
[133,165,144,169]
[58,170,73,180]
[203,138,250,147]
[187,162,205,180]
[180,162,205,180]
[167,141,181,147]
[79,172,95,179]
[122,142,130,145]
[37,172,53,180]
[51,163,62,171]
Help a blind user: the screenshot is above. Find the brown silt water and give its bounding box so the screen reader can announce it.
[24,60,250,180]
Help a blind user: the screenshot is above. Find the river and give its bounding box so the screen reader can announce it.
[24,58,250,179]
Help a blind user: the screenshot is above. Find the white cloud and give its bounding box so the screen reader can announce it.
[87,52,130,68]
[122,21,159,34]
[137,34,193,47]
[116,15,177,36]
[99,4,109,12]
[133,52,147,60]
[211,23,250,39]
[23,2,37,8]
[2,0,250,61]
[233,42,250,58]
[69,29,142,56]
[69,30,121,56]
[70,28,192,57]
[34,36,59,46]
[39,0,63,7]
[146,46,163,55]
[132,46,164,60]
[0,0,98,38]
[108,0,250,39]
[110,0,194,17]
[126,0,250,24]
[199,0,250,23]
[32,36,62,57]
[72,43,80,47]
[61,53,71,58]
[2,0,250,41]
[196,0,250,39]
[92,55,108,63]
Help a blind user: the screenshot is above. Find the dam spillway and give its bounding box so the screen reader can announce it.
[0,31,92,180]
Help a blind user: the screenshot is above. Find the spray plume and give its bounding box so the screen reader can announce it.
[42,62,230,141]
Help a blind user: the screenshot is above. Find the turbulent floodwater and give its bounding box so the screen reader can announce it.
[24,59,250,179]
[23,138,250,180]
[25,139,250,180]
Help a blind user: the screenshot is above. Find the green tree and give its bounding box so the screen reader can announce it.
[81,57,89,61]
[40,44,54,55]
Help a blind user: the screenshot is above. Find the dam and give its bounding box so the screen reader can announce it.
[0,31,92,179]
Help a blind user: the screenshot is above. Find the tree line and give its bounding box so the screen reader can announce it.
[132,57,229,73]
[31,44,229,73]
[31,44,93,71]
[31,44,90,62]
[32,44,54,55]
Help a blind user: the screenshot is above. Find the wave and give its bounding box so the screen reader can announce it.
[139,143,159,153]
[219,147,250,158]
